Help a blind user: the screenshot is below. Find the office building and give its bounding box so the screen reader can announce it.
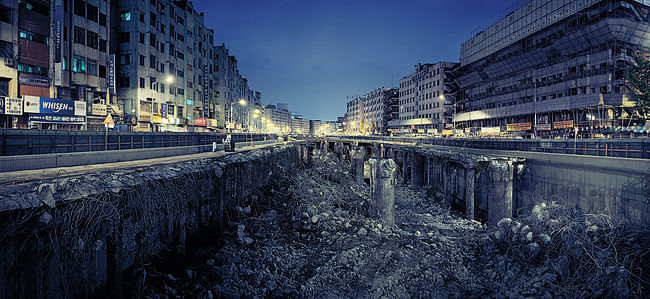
[454,0,650,136]
[397,62,458,134]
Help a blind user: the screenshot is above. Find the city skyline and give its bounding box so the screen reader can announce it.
[194,0,516,121]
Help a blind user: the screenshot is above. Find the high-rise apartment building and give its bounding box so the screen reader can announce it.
[0,0,18,128]
[345,87,400,135]
[454,0,650,135]
[116,0,214,132]
[265,103,291,134]
[54,0,113,131]
[397,62,458,133]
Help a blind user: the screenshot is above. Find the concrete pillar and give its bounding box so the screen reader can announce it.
[465,167,476,220]
[351,146,366,184]
[442,162,449,205]
[369,158,397,230]
[411,152,425,187]
[487,159,514,226]
[402,151,410,184]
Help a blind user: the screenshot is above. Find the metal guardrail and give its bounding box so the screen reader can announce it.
[0,129,277,156]
[333,136,650,159]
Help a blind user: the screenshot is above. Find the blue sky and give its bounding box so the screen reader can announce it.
[193,0,519,121]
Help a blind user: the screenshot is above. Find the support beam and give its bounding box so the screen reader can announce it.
[369,158,397,230]
[351,146,366,184]
[411,152,425,187]
[465,167,476,220]
[487,159,514,226]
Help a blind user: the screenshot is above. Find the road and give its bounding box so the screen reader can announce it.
[0,141,290,187]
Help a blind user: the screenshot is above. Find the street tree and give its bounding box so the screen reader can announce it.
[625,51,650,118]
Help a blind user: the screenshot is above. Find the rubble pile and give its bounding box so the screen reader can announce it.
[479,201,648,298]
[130,152,649,298]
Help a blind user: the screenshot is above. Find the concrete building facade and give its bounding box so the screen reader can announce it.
[265,103,291,134]
[397,62,458,133]
[454,0,650,136]
[345,87,399,135]
[0,0,19,128]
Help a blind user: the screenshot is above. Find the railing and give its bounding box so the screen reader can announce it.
[0,129,277,156]
[332,135,650,159]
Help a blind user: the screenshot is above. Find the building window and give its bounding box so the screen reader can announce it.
[150,13,156,25]
[176,33,184,42]
[62,56,67,71]
[19,30,48,45]
[150,77,156,89]
[99,13,107,26]
[176,69,184,78]
[119,54,130,65]
[176,51,184,60]
[150,55,156,69]
[99,64,106,78]
[86,4,98,22]
[120,11,131,21]
[74,0,85,17]
[119,32,130,43]
[86,31,98,49]
[176,16,184,24]
[138,55,144,66]
[0,5,11,24]
[140,77,145,88]
[87,59,98,76]
[177,106,183,117]
[99,39,107,52]
[17,63,48,76]
[72,55,86,73]
[187,81,193,88]
[139,33,145,44]
[139,12,144,23]
[74,26,85,45]
[118,76,130,88]
[149,34,156,48]
[160,83,165,93]
[177,88,184,95]
[159,63,165,73]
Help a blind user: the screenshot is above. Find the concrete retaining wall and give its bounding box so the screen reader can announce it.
[322,138,650,231]
[0,144,299,298]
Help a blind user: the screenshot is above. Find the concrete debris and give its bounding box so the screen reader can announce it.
[129,151,648,298]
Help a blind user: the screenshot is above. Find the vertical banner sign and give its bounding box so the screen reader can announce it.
[54,0,63,86]
[108,54,116,94]
[203,64,209,118]
[5,98,23,115]
[160,103,168,118]
[0,97,4,114]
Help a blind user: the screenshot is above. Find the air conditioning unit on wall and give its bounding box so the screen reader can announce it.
[3,58,16,68]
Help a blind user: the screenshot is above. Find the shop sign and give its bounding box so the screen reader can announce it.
[442,129,453,135]
[0,98,3,114]
[139,114,151,122]
[160,104,168,117]
[40,98,74,115]
[75,101,86,116]
[195,117,207,127]
[29,114,85,123]
[481,127,501,134]
[186,99,193,105]
[3,98,23,115]
[203,64,209,118]
[536,123,552,131]
[108,54,116,94]
[506,122,532,131]
[209,118,218,127]
[92,104,107,116]
[24,96,40,113]
[152,115,162,124]
[553,120,574,129]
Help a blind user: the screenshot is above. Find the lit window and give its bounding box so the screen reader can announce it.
[120,11,131,21]
[73,55,86,73]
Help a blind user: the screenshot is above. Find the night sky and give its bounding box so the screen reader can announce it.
[193,0,519,121]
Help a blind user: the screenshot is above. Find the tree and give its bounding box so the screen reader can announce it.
[625,52,650,118]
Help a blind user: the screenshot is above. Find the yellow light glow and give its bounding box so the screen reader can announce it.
[239,99,247,106]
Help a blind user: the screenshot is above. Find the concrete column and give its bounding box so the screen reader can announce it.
[351,146,366,184]
[369,158,397,230]
[442,162,449,204]
[411,152,425,187]
[402,151,410,184]
[487,159,514,226]
[465,167,476,220]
